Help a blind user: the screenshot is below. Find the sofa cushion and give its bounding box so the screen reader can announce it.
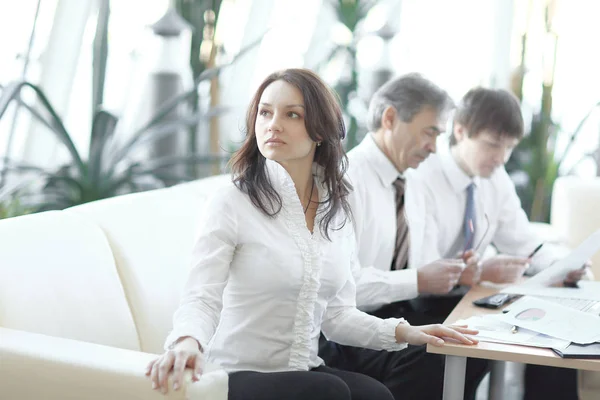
[551,177,600,278]
[0,211,140,350]
[67,175,231,354]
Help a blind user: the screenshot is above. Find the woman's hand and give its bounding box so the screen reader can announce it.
[145,336,204,394]
[395,323,478,347]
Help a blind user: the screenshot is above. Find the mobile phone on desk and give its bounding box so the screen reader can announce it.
[472,293,522,309]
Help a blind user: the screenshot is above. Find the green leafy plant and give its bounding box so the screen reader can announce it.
[0,180,32,219]
[0,42,258,212]
[0,2,260,213]
[0,199,28,220]
[508,100,600,222]
[558,102,600,176]
[0,77,223,211]
[320,0,377,149]
[506,1,560,222]
[507,83,559,222]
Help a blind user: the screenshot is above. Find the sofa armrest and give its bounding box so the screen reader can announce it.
[0,327,227,400]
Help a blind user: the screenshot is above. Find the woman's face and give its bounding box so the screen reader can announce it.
[255,80,316,170]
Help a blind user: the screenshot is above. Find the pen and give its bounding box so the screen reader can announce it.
[527,243,544,259]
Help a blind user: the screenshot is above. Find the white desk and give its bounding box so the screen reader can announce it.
[427,284,600,400]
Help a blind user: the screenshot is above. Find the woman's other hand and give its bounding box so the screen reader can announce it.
[145,336,204,394]
[395,323,478,347]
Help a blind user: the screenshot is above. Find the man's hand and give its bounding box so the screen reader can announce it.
[480,255,529,284]
[458,250,481,286]
[564,261,592,285]
[417,259,466,295]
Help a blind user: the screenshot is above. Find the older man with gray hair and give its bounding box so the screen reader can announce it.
[319,73,488,400]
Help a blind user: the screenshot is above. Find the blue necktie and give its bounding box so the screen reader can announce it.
[464,183,476,250]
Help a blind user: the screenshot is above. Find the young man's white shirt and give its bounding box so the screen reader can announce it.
[346,134,425,312]
[405,137,568,273]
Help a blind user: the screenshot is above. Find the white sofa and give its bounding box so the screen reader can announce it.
[551,176,600,400]
[0,174,231,400]
[1,173,599,399]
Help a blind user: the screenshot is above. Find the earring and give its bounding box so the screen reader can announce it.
[316,141,322,147]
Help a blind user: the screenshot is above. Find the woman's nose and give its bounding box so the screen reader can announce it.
[268,114,282,132]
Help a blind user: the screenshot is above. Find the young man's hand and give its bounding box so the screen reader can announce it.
[480,255,529,283]
[564,261,592,285]
[458,250,481,286]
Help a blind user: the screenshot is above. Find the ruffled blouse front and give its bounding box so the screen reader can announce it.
[165,160,407,373]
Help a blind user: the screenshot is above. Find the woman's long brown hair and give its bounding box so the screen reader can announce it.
[229,68,352,240]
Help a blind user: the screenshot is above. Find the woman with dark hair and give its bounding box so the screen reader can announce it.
[146,68,477,400]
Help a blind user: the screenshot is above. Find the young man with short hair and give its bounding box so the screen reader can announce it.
[406,87,588,400]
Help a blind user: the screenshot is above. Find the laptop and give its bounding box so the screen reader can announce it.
[535,295,600,316]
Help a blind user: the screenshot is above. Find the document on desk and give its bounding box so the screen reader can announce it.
[456,315,570,349]
[521,228,600,287]
[493,296,600,344]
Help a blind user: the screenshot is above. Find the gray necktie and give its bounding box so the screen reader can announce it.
[464,183,476,250]
[392,178,410,270]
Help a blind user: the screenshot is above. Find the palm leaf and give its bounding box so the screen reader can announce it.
[556,101,600,171]
[0,81,84,171]
[111,90,197,164]
[0,179,31,202]
[1,158,48,174]
[0,83,62,136]
[92,0,110,115]
[88,109,118,186]
[113,105,230,164]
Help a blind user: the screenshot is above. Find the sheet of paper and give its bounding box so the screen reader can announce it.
[459,315,570,348]
[502,281,600,301]
[456,315,571,349]
[494,296,600,344]
[522,228,600,286]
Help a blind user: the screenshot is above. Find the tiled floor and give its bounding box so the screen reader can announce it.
[476,362,525,400]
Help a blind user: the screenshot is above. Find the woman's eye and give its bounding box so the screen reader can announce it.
[288,112,302,119]
[259,109,271,116]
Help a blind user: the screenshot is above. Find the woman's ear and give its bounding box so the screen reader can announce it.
[380,106,397,131]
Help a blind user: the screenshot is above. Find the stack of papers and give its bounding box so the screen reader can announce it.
[460,295,600,350]
[456,314,570,350]
[493,296,600,344]
[460,228,600,351]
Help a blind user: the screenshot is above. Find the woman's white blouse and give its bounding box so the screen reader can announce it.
[165,160,407,373]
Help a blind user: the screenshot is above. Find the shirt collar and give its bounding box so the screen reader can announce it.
[358,133,404,187]
[438,139,480,193]
[265,158,326,199]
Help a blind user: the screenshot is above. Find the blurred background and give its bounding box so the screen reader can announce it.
[1,0,600,223]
